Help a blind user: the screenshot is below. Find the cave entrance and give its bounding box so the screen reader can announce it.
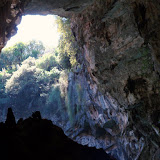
[0,15,60,121]
[0,14,76,123]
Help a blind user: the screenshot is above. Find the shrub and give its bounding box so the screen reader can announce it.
[46,85,62,113]
[0,69,11,97]
[4,57,55,118]
[5,57,37,95]
[55,16,78,68]
[36,53,58,71]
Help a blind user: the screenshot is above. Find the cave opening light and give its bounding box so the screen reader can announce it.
[3,15,60,50]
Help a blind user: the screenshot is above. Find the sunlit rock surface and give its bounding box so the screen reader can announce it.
[0,0,160,160]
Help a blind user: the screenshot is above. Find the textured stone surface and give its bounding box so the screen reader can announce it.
[0,0,160,160]
[0,0,26,51]
[69,0,160,159]
[24,0,95,16]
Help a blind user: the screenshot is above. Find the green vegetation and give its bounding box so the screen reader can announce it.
[0,69,11,99]
[44,85,63,118]
[66,84,75,124]
[55,16,78,68]
[36,53,58,71]
[0,16,79,122]
[0,40,45,73]
[76,83,83,113]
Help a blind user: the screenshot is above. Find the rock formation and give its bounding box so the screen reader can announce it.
[0,108,113,160]
[0,0,160,160]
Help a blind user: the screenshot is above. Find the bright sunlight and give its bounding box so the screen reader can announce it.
[0,15,78,122]
[4,15,60,49]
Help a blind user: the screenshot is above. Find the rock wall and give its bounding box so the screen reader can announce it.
[69,1,160,159]
[0,0,160,160]
[0,0,26,51]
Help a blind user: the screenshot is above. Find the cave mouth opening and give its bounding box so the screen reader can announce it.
[0,14,76,123]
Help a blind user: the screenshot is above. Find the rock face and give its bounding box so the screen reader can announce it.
[69,1,160,159]
[0,0,24,51]
[24,0,95,16]
[0,0,160,160]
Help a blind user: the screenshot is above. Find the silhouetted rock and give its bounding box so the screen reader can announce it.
[5,108,16,128]
[31,111,42,119]
[0,110,113,160]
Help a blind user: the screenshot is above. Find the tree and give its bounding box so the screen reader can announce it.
[0,47,17,71]
[59,53,71,69]
[36,53,58,71]
[25,40,45,59]
[5,57,49,118]
[0,69,11,98]
[12,42,26,65]
[2,48,64,119]
[0,40,45,73]
[55,16,78,68]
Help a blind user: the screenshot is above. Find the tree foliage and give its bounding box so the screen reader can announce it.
[25,40,45,59]
[44,85,62,117]
[0,16,80,122]
[0,40,45,72]
[36,53,58,71]
[4,56,60,118]
[0,69,11,98]
[5,57,59,96]
[55,16,78,68]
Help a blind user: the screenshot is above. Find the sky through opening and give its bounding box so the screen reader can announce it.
[4,15,60,49]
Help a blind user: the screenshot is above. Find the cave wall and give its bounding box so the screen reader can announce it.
[70,1,160,159]
[0,0,25,51]
[0,0,160,160]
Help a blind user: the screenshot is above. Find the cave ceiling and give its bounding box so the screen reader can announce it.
[0,0,95,51]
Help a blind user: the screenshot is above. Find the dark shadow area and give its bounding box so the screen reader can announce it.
[0,108,114,160]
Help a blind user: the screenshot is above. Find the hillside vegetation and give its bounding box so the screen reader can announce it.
[0,16,78,122]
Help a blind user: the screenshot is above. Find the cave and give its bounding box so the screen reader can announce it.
[0,0,160,160]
